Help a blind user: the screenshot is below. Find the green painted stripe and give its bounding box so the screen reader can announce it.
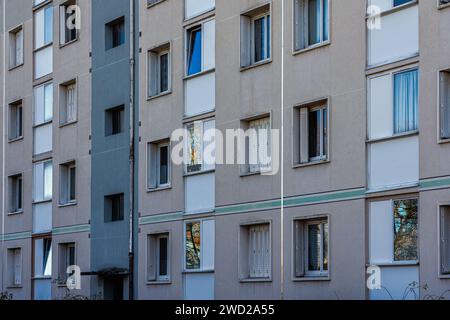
[52,224,91,235]
[0,231,32,241]
[139,212,184,225]
[420,177,450,190]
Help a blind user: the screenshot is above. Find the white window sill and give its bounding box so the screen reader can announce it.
[147,90,172,101]
[58,202,77,208]
[8,136,24,144]
[59,120,78,128]
[367,261,419,267]
[293,276,330,282]
[59,37,79,49]
[7,210,24,216]
[293,41,330,56]
[439,3,450,10]
[146,280,172,285]
[183,68,215,81]
[147,185,172,193]
[184,169,215,178]
[8,63,24,72]
[183,269,214,275]
[438,137,450,145]
[240,278,272,283]
[438,274,450,279]
[240,59,272,72]
[293,158,329,169]
[366,130,419,144]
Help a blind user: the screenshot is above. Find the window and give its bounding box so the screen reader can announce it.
[147,233,170,281]
[60,162,76,205]
[241,5,271,67]
[105,106,124,136]
[185,220,215,271]
[148,44,171,97]
[394,0,413,6]
[393,69,418,134]
[33,83,53,155]
[439,70,450,140]
[60,81,77,124]
[104,193,124,222]
[295,101,328,165]
[148,141,170,189]
[147,0,165,6]
[440,0,450,6]
[239,223,271,280]
[294,218,329,278]
[7,248,22,287]
[34,238,52,278]
[58,243,75,283]
[33,160,53,202]
[59,0,78,45]
[106,17,125,50]
[186,19,215,76]
[9,101,23,141]
[9,174,23,214]
[9,26,23,67]
[185,119,215,174]
[244,117,271,173]
[393,199,418,261]
[440,206,450,275]
[34,4,53,79]
[294,0,329,51]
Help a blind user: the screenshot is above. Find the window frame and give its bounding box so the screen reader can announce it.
[105,16,125,50]
[104,193,125,222]
[58,242,76,284]
[293,0,330,53]
[244,116,272,175]
[439,204,450,277]
[250,12,271,65]
[185,25,203,77]
[33,160,53,203]
[8,174,23,214]
[147,43,172,99]
[7,247,23,287]
[59,0,79,46]
[304,219,329,277]
[307,105,328,162]
[438,68,450,143]
[184,220,202,271]
[8,100,23,142]
[59,79,78,125]
[184,118,216,175]
[8,24,24,69]
[156,234,170,281]
[59,161,76,205]
[105,105,125,136]
[33,3,54,79]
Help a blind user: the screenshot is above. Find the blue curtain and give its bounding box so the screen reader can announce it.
[323,0,329,41]
[394,69,418,134]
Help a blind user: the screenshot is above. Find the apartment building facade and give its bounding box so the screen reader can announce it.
[1,0,450,301]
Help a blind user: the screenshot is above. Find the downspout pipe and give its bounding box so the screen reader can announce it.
[128,0,136,301]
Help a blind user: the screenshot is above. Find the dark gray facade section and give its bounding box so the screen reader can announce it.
[90,0,139,298]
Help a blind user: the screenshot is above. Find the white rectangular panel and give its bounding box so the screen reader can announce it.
[33,202,52,234]
[202,220,215,270]
[202,19,215,71]
[369,74,393,139]
[185,72,215,117]
[185,172,215,214]
[369,200,393,264]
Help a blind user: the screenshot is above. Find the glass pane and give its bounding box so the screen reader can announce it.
[308,0,320,46]
[393,199,418,261]
[308,110,321,159]
[44,84,53,122]
[69,167,76,201]
[187,29,202,75]
[322,108,327,157]
[323,223,329,271]
[44,162,52,200]
[159,237,168,276]
[159,146,169,185]
[308,224,321,271]
[159,53,169,93]
[186,123,202,173]
[322,0,329,41]
[266,15,271,59]
[254,17,265,62]
[185,222,201,269]
[43,239,52,276]
[44,6,53,45]
[394,69,418,134]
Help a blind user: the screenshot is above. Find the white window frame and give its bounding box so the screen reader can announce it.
[9,174,23,214]
[184,220,202,271]
[304,219,329,277]
[33,160,53,203]
[8,101,23,141]
[184,119,216,174]
[250,12,271,64]
[156,234,170,281]
[148,47,171,98]
[308,105,328,162]
[58,242,76,283]
[246,117,272,174]
[157,50,170,95]
[60,162,76,205]
[248,224,271,279]
[438,68,450,142]
[7,248,23,287]
[9,25,24,68]
[60,81,77,125]
[439,204,450,276]
[185,25,203,76]
[157,142,170,188]
[59,0,79,45]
